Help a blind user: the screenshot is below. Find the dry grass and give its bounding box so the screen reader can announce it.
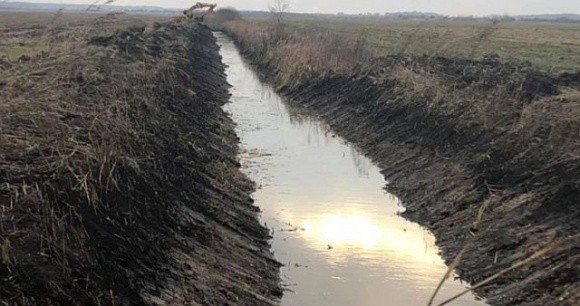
[281,18,580,72]
[0,12,210,303]
[1,11,285,305]
[1,11,284,305]
[520,89,580,152]
[434,234,580,306]
[225,20,366,86]
[0,11,165,62]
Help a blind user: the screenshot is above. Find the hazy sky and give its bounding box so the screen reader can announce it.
[17,0,580,15]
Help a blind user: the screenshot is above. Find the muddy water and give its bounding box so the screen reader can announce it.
[216,33,487,306]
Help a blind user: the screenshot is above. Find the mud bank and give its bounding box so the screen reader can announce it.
[1,23,280,305]
[227,31,579,305]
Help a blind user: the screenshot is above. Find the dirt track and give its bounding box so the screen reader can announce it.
[1,20,280,305]
[228,32,580,305]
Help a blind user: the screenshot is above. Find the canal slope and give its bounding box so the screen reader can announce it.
[224,26,580,306]
[0,23,280,305]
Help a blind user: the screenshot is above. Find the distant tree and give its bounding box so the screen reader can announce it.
[269,0,289,25]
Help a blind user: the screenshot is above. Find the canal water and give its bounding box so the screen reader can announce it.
[215,32,487,306]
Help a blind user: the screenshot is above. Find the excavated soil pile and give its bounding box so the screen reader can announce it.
[230,34,580,305]
[0,23,280,305]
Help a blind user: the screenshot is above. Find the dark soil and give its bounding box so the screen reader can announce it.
[1,22,281,305]
[228,33,580,306]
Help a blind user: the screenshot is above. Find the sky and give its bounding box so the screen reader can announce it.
[14,0,580,16]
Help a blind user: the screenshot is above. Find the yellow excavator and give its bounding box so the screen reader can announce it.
[174,2,217,23]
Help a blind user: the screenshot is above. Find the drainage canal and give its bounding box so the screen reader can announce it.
[216,32,487,306]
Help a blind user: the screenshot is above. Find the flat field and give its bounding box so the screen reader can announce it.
[261,17,580,72]
[0,11,168,62]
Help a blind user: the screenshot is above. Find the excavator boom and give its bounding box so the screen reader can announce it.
[173,2,217,23]
[184,2,217,20]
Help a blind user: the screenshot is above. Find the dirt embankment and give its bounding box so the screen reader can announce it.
[0,21,281,305]
[227,30,580,305]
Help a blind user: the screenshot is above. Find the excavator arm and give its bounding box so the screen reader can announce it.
[183,2,217,21]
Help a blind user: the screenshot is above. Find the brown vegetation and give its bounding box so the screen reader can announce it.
[1,13,280,305]
[224,20,365,86]
[225,19,580,306]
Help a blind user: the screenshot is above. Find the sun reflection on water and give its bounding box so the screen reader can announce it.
[297,210,444,274]
[302,214,383,249]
